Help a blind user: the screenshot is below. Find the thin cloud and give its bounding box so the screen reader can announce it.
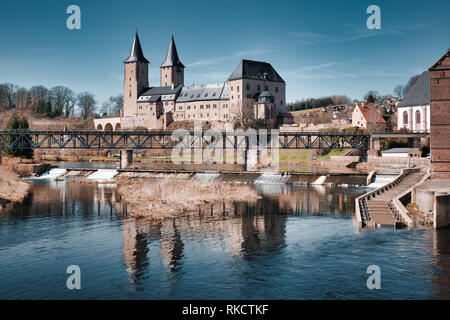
[290,23,425,45]
[187,48,274,67]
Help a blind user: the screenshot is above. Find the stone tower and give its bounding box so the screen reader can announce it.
[429,49,450,179]
[160,36,185,88]
[123,32,149,117]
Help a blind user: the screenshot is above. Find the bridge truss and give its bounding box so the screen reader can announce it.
[0,130,370,152]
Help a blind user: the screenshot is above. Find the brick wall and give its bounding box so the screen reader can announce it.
[429,50,450,179]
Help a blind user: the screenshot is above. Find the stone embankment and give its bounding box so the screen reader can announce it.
[0,166,31,211]
[356,169,428,228]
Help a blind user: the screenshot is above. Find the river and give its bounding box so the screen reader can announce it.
[0,165,449,299]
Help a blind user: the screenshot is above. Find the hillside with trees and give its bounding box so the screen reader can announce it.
[0,82,122,120]
[287,95,351,112]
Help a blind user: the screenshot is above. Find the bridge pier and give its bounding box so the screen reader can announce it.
[120,150,133,169]
[244,149,259,171]
[369,137,381,157]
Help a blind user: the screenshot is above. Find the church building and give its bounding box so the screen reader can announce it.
[94,32,286,131]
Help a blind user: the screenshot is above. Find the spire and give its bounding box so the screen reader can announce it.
[160,35,185,68]
[124,32,149,64]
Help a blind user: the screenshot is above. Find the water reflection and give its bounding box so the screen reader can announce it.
[1,179,450,299]
[432,230,450,299]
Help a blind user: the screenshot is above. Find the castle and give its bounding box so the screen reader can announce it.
[94,32,287,131]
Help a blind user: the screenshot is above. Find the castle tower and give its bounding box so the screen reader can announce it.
[123,32,149,117]
[160,36,185,88]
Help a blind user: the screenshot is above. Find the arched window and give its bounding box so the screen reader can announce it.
[415,110,421,129]
[403,111,408,127]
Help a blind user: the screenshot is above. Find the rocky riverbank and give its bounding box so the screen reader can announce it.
[116,178,260,219]
[0,166,31,211]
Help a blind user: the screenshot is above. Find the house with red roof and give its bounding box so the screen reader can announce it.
[351,102,386,132]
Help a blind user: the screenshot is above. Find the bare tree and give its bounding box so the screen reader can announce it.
[29,86,49,113]
[0,83,18,109]
[100,94,123,116]
[49,86,76,117]
[77,92,96,118]
[393,85,404,98]
[15,87,28,109]
[233,99,256,129]
[403,74,421,96]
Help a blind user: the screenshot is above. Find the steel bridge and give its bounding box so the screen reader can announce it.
[0,130,371,151]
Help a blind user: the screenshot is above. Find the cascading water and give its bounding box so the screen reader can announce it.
[86,169,119,181]
[312,175,327,185]
[366,174,397,189]
[33,168,67,180]
[190,172,220,181]
[254,172,291,185]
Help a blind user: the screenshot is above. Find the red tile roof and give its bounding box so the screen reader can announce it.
[356,103,386,124]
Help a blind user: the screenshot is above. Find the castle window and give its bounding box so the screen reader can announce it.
[231,87,233,91]
[257,85,261,92]
[206,105,210,109]
[281,100,283,105]
[246,83,250,90]
[205,93,208,97]
[187,106,191,110]
[403,111,408,126]
[213,104,217,108]
[129,91,131,97]
[200,105,204,109]
[237,86,240,92]
[265,85,268,91]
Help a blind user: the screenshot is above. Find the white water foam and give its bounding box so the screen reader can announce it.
[366,174,397,189]
[190,172,220,181]
[86,169,119,181]
[312,175,327,185]
[33,168,67,180]
[254,172,291,185]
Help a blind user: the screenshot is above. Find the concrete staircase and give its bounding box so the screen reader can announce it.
[358,171,426,228]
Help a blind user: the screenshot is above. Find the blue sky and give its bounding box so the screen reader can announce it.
[0,0,449,106]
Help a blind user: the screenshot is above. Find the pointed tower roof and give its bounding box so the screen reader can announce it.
[124,32,149,64]
[160,36,185,68]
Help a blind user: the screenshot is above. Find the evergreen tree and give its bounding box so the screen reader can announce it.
[2,115,34,159]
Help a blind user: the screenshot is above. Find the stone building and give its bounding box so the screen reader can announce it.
[351,102,386,131]
[94,32,286,131]
[429,49,450,179]
[397,71,431,133]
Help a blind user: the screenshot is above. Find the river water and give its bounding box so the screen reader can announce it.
[0,167,449,299]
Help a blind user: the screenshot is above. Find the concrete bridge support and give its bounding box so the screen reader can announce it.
[120,150,133,169]
[244,149,259,171]
[369,137,381,156]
